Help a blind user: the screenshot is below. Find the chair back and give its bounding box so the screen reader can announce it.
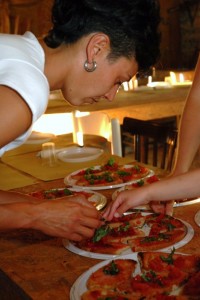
[121,117,177,171]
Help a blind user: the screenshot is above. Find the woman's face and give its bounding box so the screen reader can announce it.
[61,54,138,106]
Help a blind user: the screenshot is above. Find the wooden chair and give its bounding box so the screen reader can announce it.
[121,117,178,171]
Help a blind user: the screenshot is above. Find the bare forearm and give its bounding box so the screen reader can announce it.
[0,190,101,240]
[0,202,38,230]
[103,168,200,220]
[174,55,200,174]
[146,169,200,202]
[0,190,40,204]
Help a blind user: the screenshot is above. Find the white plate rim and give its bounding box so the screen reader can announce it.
[63,216,194,260]
[57,146,104,163]
[70,251,188,300]
[194,210,200,227]
[64,165,154,191]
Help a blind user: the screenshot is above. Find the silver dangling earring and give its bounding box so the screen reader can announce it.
[84,60,97,72]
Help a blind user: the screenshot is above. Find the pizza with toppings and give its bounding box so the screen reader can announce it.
[70,213,189,257]
[28,188,107,210]
[78,250,200,300]
[64,158,151,190]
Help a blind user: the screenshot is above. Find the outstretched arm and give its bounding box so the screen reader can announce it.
[103,168,200,220]
[0,190,101,241]
[173,54,200,174]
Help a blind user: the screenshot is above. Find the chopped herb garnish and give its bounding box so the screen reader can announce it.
[118,222,130,232]
[141,270,164,286]
[63,188,73,195]
[133,165,140,172]
[160,247,175,265]
[107,157,115,166]
[103,260,119,275]
[85,167,94,174]
[136,179,145,187]
[117,170,131,176]
[141,233,170,243]
[166,222,176,231]
[92,225,110,242]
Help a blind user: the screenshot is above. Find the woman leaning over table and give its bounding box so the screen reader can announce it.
[0,0,160,240]
[104,54,200,220]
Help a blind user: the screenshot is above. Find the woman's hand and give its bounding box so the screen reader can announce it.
[103,187,150,221]
[103,184,174,221]
[30,194,101,241]
[149,200,174,216]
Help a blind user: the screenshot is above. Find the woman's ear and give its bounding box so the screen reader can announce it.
[86,33,110,64]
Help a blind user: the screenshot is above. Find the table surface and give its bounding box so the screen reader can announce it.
[0,83,198,299]
[47,86,190,122]
[0,146,200,299]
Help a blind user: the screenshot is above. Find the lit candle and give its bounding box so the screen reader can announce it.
[133,79,138,89]
[122,82,129,91]
[77,131,84,147]
[148,76,152,84]
[128,78,133,90]
[179,73,184,83]
[170,71,177,84]
[152,67,156,78]
[111,118,122,157]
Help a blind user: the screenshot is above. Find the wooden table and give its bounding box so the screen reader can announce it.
[46,86,190,123]
[0,151,200,299]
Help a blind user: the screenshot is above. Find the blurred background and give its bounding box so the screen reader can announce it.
[0,0,199,70]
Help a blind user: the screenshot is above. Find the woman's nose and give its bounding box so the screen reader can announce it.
[104,86,119,102]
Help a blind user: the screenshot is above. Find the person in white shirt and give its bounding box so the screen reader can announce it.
[0,0,160,240]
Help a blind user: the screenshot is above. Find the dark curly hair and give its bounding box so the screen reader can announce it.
[44,0,161,72]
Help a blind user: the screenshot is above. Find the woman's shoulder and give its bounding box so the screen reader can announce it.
[0,32,44,66]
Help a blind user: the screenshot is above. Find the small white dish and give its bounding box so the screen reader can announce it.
[57,146,104,163]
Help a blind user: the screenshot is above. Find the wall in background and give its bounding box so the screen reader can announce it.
[1,0,200,70]
[159,0,200,70]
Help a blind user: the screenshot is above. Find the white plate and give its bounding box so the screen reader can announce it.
[63,216,194,260]
[64,165,154,191]
[57,146,104,163]
[70,251,187,300]
[25,131,55,144]
[29,188,107,211]
[194,210,200,227]
[174,197,200,207]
